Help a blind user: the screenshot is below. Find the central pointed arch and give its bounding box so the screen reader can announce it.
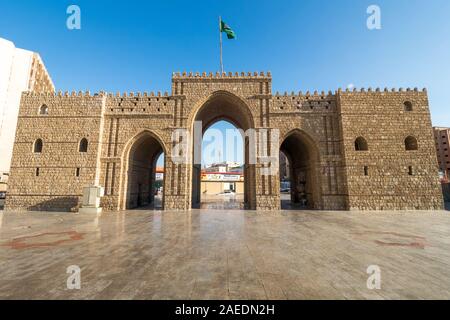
[188,90,255,132]
[189,91,256,209]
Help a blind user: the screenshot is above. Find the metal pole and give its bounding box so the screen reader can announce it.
[219,16,224,73]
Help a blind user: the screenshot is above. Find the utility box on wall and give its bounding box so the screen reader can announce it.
[79,185,104,214]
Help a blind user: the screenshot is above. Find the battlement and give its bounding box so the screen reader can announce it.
[22,90,174,99]
[22,90,99,98]
[337,87,427,94]
[273,87,427,98]
[106,91,171,98]
[172,71,272,80]
[22,85,428,101]
[274,90,335,99]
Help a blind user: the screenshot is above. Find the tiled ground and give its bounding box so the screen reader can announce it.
[0,208,449,300]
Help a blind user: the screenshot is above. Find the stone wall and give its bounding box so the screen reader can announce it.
[338,88,443,210]
[269,91,347,210]
[6,92,104,211]
[29,53,55,93]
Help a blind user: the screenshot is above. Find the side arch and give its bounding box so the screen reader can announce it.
[280,129,323,209]
[118,130,168,210]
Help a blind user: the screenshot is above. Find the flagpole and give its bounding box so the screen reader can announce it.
[219,16,224,74]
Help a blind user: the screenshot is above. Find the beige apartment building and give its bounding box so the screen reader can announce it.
[434,127,450,180]
[0,37,54,186]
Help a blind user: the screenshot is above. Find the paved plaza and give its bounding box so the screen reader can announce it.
[0,208,449,300]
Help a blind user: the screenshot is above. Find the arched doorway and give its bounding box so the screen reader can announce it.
[190,91,255,209]
[200,120,245,209]
[280,130,322,210]
[121,131,166,210]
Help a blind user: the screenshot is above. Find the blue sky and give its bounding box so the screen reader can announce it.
[1,0,450,163]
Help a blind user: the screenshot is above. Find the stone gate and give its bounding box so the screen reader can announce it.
[5,72,444,212]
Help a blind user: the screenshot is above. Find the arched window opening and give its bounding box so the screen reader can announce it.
[404,101,413,112]
[405,136,418,151]
[79,138,88,153]
[39,105,49,115]
[355,137,368,151]
[34,139,43,153]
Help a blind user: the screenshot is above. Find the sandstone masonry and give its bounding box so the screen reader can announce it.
[5,72,444,212]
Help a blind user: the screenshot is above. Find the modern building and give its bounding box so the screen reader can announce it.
[433,127,450,181]
[0,172,8,193]
[5,72,444,212]
[279,152,290,181]
[0,38,54,181]
[155,166,164,181]
[201,170,244,195]
[204,161,242,173]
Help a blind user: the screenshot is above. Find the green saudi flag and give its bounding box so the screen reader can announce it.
[220,20,236,39]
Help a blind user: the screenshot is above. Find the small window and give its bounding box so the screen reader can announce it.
[364,166,369,176]
[355,137,368,151]
[76,168,81,177]
[39,105,49,115]
[408,166,414,176]
[35,167,40,177]
[404,101,413,112]
[405,136,418,151]
[79,138,88,153]
[34,139,43,153]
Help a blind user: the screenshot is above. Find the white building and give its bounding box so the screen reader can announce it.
[204,161,242,173]
[0,38,54,182]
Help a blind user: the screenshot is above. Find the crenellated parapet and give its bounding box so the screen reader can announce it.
[21,86,426,98]
[19,84,429,118]
[337,87,427,94]
[272,90,337,112]
[22,90,99,97]
[105,91,174,115]
[336,87,430,114]
[172,71,272,79]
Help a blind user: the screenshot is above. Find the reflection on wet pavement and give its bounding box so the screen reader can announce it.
[200,193,244,210]
[0,208,449,299]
